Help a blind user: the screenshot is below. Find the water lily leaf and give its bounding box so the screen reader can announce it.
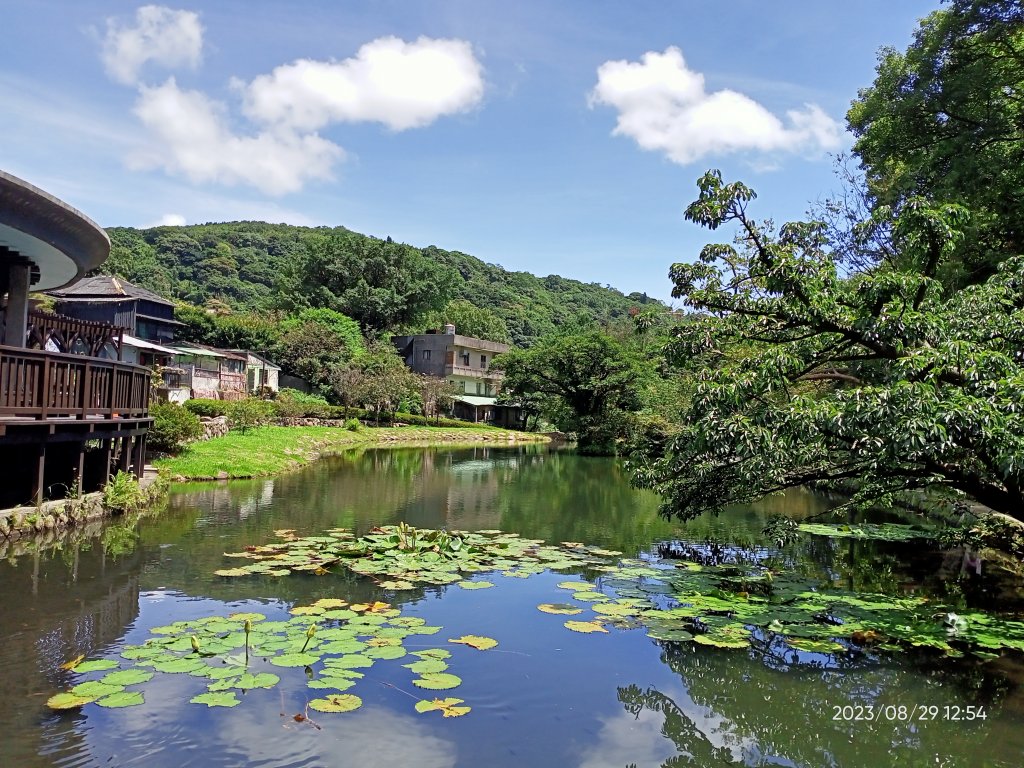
[593,602,640,617]
[412,673,462,690]
[47,692,95,710]
[537,603,583,615]
[785,638,845,653]
[323,654,374,669]
[414,697,471,717]
[406,625,442,636]
[214,568,253,577]
[449,635,498,651]
[557,581,595,591]
[72,681,123,698]
[312,599,348,609]
[457,581,494,590]
[693,626,751,649]
[60,655,86,671]
[572,592,609,602]
[270,652,320,668]
[96,691,145,708]
[564,621,609,634]
[320,609,358,621]
[289,606,325,616]
[364,645,407,660]
[318,640,367,655]
[72,659,120,673]
[238,672,280,689]
[190,692,241,707]
[412,649,451,660]
[378,580,416,590]
[309,694,363,713]
[404,659,449,674]
[152,657,206,674]
[308,677,356,691]
[101,670,154,686]
[645,626,694,642]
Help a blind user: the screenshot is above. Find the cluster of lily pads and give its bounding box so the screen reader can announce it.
[216,524,1024,659]
[216,523,623,589]
[796,522,933,541]
[48,597,496,717]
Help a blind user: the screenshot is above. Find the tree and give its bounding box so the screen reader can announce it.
[416,374,460,422]
[330,340,419,423]
[418,299,510,343]
[847,0,1024,287]
[272,309,365,398]
[629,170,1024,522]
[494,328,647,453]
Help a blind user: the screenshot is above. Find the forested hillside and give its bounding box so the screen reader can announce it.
[102,222,657,346]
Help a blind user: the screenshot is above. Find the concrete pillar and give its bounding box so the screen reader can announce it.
[4,262,30,347]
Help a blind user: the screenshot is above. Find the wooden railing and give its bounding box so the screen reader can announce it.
[0,345,150,420]
[26,310,124,359]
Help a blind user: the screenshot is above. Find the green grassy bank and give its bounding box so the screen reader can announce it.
[154,425,549,481]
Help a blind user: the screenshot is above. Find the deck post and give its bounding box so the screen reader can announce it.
[75,442,86,496]
[131,433,146,478]
[31,441,45,505]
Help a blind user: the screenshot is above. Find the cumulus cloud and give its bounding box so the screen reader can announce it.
[101,5,203,85]
[243,36,485,132]
[590,47,841,166]
[130,78,344,195]
[153,213,186,226]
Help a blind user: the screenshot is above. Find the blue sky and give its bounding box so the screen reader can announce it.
[1,1,939,302]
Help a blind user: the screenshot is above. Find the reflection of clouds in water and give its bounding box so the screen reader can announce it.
[578,683,769,768]
[81,680,456,768]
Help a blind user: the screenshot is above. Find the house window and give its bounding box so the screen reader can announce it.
[480,354,487,368]
[465,381,471,393]
[476,382,483,395]
[461,352,470,366]
[422,349,432,362]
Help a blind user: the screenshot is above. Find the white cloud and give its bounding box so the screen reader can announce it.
[101,5,203,85]
[243,36,485,132]
[152,213,186,226]
[590,47,841,166]
[129,78,344,195]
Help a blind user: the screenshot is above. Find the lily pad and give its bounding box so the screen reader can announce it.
[457,581,494,590]
[308,694,362,713]
[71,659,119,673]
[100,669,154,686]
[404,659,449,675]
[269,652,321,668]
[47,692,95,710]
[71,681,123,698]
[557,581,596,591]
[564,620,609,634]
[95,691,145,708]
[190,692,241,708]
[415,697,471,717]
[412,673,462,690]
[449,635,498,651]
[537,603,583,615]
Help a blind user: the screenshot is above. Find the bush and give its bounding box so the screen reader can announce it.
[103,471,147,513]
[273,388,331,418]
[183,399,227,418]
[226,398,274,433]
[344,418,363,431]
[149,401,203,453]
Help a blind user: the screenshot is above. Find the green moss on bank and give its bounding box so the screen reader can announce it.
[154,426,548,481]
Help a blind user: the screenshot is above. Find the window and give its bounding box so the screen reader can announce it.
[480,354,487,368]
[476,382,483,394]
[461,352,470,366]
[464,381,471,393]
[422,349,432,362]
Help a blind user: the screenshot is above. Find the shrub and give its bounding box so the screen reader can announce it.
[344,417,363,432]
[183,398,227,418]
[226,398,274,433]
[272,388,331,418]
[103,471,147,513]
[149,401,203,453]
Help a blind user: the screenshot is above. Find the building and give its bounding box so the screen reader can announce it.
[229,350,281,394]
[393,324,526,427]
[0,171,151,507]
[47,274,182,345]
[167,343,248,400]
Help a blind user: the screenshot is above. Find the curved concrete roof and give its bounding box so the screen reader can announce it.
[0,170,110,291]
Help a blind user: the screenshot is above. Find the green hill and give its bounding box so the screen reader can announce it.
[102,222,659,346]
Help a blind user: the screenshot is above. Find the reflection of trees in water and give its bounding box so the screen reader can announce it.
[615,639,1023,767]
[0,542,143,767]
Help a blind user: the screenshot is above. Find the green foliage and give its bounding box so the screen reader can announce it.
[102,223,650,345]
[344,418,363,432]
[149,401,202,453]
[183,399,226,418]
[226,398,274,433]
[273,388,331,418]
[495,328,648,453]
[330,340,419,422]
[631,170,1024,521]
[847,0,1024,287]
[102,472,147,514]
[418,299,510,343]
[272,308,365,396]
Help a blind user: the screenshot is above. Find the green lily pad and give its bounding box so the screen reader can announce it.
[152,657,206,674]
[190,692,241,707]
[414,697,471,717]
[72,659,120,673]
[364,645,407,660]
[564,620,609,634]
[412,649,452,660]
[308,694,363,713]
[404,659,449,674]
[71,681,123,698]
[100,669,154,686]
[269,652,320,668]
[412,673,462,690]
[537,603,584,615]
[557,581,595,591]
[457,581,494,590]
[95,691,145,708]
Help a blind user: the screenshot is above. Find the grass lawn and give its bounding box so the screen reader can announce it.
[154,425,549,480]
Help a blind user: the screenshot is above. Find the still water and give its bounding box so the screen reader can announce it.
[1,446,1023,767]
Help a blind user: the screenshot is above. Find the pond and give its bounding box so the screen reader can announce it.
[2,445,1023,767]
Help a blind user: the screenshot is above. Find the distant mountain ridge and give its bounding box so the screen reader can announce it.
[101,221,661,346]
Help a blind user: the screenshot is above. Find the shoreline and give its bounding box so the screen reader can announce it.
[154,425,551,481]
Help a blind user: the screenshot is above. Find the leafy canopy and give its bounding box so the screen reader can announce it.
[630,170,1024,520]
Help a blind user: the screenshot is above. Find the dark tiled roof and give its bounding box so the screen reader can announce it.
[47,275,173,306]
